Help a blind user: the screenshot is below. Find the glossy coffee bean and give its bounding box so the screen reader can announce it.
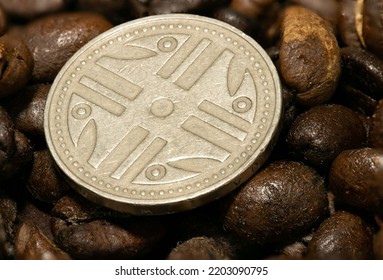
[0,34,34,98]
[339,0,362,47]
[341,47,383,101]
[15,222,71,260]
[222,161,328,245]
[51,194,167,259]
[7,84,50,137]
[279,6,340,106]
[167,236,235,260]
[329,148,383,216]
[370,99,383,148]
[27,149,69,203]
[306,211,373,259]
[0,3,6,36]
[21,12,112,82]
[0,0,71,19]
[363,0,383,59]
[286,104,367,169]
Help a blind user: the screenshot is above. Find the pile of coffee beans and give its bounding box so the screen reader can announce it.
[0,0,382,260]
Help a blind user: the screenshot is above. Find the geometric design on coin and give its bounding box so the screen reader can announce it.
[45,14,282,215]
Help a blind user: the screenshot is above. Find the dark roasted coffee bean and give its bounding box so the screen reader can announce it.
[339,0,363,47]
[0,0,72,19]
[27,149,69,203]
[306,211,373,259]
[51,193,167,259]
[341,47,383,100]
[289,0,339,30]
[279,6,340,106]
[7,84,50,137]
[0,34,34,98]
[374,227,383,259]
[15,222,71,260]
[76,0,132,24]
[167,236,235,260]
[150,0,227,15]
[0,106,15,167]
[370,99,383,148]
[230,0,274,19]
[0,191,17,258]
[21,12,112,82]
[222,161,328,245]
[0,3,6,36]
[363,0,383,59]
[286,104,367,169]
[0,214,6,259]
[329,148,383,216]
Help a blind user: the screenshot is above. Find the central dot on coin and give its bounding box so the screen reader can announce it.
[150,98,174,118]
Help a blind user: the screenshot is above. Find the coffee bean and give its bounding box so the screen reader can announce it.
[0,106,15,164]
[150,0,227,15]
[0,34,34,98]
[306,211,373,259]
[363,0,383,59]
[0,0,72,19]
[370,99,383,148]
[374,227,383,259]
[279,6,340,106]
[341,47,383,101]
[286,104,367,169]
[0,191,17,258]
[222,160,328,245]
[21,12,112,82]
[15,222,71,260]
[167,236,235,260]
[288,0,339,30]
[329,148,383,216]
[51,193,167,259]
[230,0,274,19]
[27,150,69,203]
[0,214,6,259]
[339,0,363,47]
[0,3,6,36]
[6,84,50,137]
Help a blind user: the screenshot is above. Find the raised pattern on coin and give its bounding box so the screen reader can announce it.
[45,14,282,215]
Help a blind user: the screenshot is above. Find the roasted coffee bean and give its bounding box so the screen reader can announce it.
[329,148,383,216]
[341,47,383,101]
[0,3,6,36]
[0,0,72,19]
[150,0,227,15]
[27,150,69,203]
[51,194,167,259]
[363,0,383,58]
[339,0,363,47]
[0,34,34,98]
[230,0,274,19]
[0,192,17,258]
[374,227,383,259]
[0,214,6,259]
[222,161,328,245]
[279,6,340,107]
[7,84,50,137]
[167,236,235,260]
[370,99,383,148]
[76,0,132,24]
[15,222,71,260]
[21,12,112,82]
[286,104,367,169]
[288,0,339,30]
[306,211,373,259]
[0,106,15,166]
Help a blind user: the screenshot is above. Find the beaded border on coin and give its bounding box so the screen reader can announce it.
[44,14,282,215]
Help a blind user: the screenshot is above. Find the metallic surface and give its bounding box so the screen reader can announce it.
[44,14,282,215]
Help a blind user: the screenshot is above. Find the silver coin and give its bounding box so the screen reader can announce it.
[44,14,282,215]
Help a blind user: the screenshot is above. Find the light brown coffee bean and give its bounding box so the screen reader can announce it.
[222,160,328,245]
[286,104,367,169]
[279,6,340,106]
[339,0,363,48]
[329,147,383,216]
[306,211,373,259]
[21,12,112,82]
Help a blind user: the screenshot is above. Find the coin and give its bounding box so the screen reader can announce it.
[44,14,282,215]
